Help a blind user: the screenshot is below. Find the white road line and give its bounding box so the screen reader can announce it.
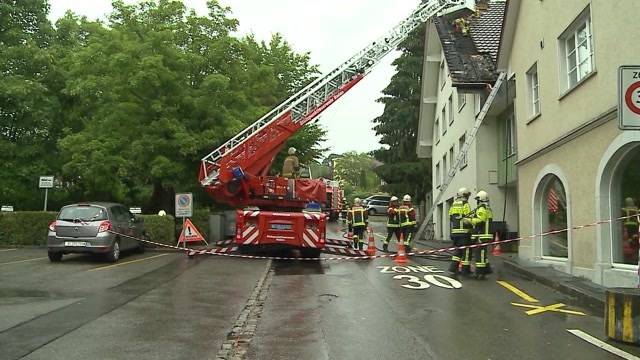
[567,329,640,360]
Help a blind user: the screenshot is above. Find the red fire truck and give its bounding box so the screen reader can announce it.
[198,0,471,257]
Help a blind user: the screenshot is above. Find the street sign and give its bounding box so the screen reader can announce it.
[129,207,142,214]
[618,66,640,130]
[175,193,193,218]
[1,206,14,212]
[39,176,54,189]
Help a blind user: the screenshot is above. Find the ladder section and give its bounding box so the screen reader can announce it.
[200,0,462,186]
[415,72,507,240]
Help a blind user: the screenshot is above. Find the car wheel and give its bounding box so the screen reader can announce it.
[106,240,120,263]
[368,209,377,216]
[48,251,63,262]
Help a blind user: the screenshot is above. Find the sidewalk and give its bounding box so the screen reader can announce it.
[414,238,606,316]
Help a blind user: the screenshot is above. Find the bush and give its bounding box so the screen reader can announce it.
[0,212,57,246]
[0,212,177,247]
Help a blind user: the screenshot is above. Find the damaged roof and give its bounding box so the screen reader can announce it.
[434,0,506,87]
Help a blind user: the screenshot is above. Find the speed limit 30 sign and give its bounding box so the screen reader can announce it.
[619,66,640,130]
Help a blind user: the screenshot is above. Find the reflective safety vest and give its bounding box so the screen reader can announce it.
[387,206,400,228]
[349,206,366,227]
[470,204,493,241]
[449,199,472,234]
[622,207,639,226]
[398,205,416,228]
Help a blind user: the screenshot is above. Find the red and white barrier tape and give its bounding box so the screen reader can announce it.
[108,215,636,261]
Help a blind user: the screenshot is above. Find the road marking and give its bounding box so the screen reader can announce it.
[87,254,169,272]
[0,256,48,266]
[0,248,17,252]
[497,280,539,303]
[511,302,586,316]
[567,329,640,360]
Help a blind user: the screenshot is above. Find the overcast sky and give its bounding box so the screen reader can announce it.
[48,0,422,156]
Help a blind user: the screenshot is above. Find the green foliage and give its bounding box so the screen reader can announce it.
[332,152,381,201]
[372,24,431,201]
[0,0,324,213]
[139,214,176,245]
[0,212,57,246]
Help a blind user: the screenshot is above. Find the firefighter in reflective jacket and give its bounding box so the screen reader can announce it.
[469,190,493,279]
[347,198,368,250]
[622,197,639,263]
[383,196,401,252]
[398,194,417,252]
[448,188,472,275]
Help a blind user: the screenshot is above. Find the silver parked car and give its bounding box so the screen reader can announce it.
[47,202,146,262]
[365,199,389,216]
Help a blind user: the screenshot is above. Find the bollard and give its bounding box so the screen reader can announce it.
[605,288,640,344]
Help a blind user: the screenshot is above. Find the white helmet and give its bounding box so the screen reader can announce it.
[390,196,399,202]
[157,210,166,216]
[403,194,411,202]
[288,147,297,155]
[457,187,470,198]
[354,197,362,205]
[475,190,489,202]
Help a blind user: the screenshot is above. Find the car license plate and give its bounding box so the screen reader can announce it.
[64,241,87,247]
[270,223,292,230]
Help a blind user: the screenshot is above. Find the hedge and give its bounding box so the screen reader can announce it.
[0,212,177,247]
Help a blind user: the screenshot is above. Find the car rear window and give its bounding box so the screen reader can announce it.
[58,205,108,221]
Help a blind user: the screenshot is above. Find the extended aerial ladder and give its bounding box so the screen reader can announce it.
[199,0,469,255]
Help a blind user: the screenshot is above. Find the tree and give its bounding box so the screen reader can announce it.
[333,152,380,199]
[371,24,431,201]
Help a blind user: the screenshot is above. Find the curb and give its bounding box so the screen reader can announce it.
[502,258,605,316]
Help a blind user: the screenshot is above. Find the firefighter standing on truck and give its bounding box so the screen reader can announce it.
[469,190,493,280]
[348,198,368,250]
[282,147,300,178]
[383,196,401,252]
[448,188,472,276]
[398,194,417,253]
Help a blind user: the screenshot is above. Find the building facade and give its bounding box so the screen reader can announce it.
[417,1,517,241]
[497,0,640,286]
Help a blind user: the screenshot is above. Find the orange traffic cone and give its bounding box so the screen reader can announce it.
[395,233,408,265]
[366,227,376,256]
[491,232,503,257]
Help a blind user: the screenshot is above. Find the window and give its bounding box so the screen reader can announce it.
[613,148,640,265]
[434,118,440,143]
[439,59,446,89]
[448,95,454,124]
[527,63,540,116]
[449,146,455,173]
[441,107,446,135]
[458,134,467,168]
[443,154,448,182]
[458,91,466,111]
[474,93,482,117]
[559,7,594,91]
[435,162,441,188]
[505,114,517,157]
[540,175,568,258]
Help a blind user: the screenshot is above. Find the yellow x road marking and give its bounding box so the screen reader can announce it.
[511,302,586,316]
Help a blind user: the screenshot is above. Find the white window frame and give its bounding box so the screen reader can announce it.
[448,95,454,124]
[558,6,594,93]
[439,59,446,89]
[458,133,467,168]
[435,117,440,143]
[441,106,447,135]
[457,91,466,112]
[527,63,540,117]
[443,154,448,183]
[449,146,455,172]
[435,162,441,188]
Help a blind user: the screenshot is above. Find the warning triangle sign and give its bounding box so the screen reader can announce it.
[178,218,207,245]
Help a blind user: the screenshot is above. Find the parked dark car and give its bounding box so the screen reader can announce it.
[47,202,146,262]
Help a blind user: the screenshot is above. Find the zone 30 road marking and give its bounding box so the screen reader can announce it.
[88,254,169,272]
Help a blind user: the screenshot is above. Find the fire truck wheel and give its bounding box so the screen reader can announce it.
[301,248,321,259]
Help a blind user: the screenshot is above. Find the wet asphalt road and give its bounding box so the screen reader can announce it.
[1,218,640,359]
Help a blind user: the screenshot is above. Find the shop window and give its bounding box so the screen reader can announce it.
[613,148,640,265]
[540,175,568,258]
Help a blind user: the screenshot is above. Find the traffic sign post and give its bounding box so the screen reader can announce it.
[175,193,194,248]
[618,66,640,130]
[39,176,54,211]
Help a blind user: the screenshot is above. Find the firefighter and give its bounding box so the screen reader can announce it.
[448,188,472,275]
[622,197,639,263]
[282,147,300,178]
[398,194,417,253]
[383,196,401,252]
[347,198,368,250]
[469,190,493,279]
